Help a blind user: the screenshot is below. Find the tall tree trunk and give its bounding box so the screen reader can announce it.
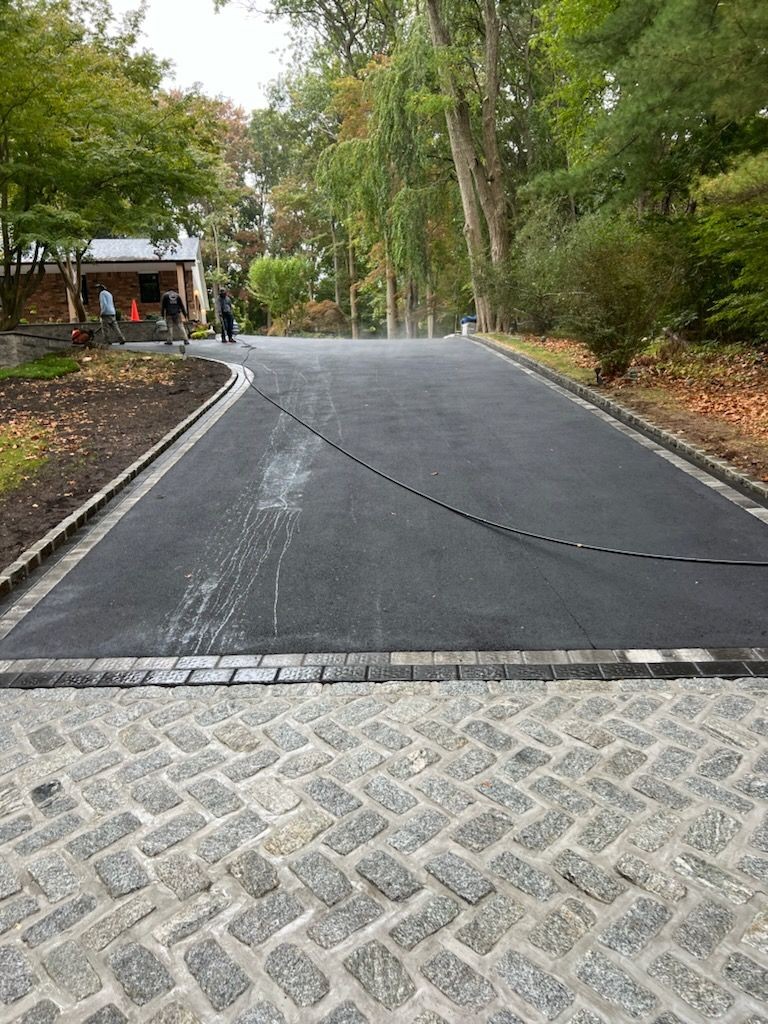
[55,249,88,322]
[0,246,47,331]
[1,165,48,328]
[444,101,493,331]
[348,236,359,339]
[426,285,435,339]
[425,0,507,332]
[425,0,492,330]
[386,257,398,339]
[477,0,510,267]
[330,219,342,307]
[404,278,418,337]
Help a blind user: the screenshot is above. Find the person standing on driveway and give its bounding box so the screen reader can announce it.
[160,288,188,345]
[218,288,236,343]
[95,284,126,345]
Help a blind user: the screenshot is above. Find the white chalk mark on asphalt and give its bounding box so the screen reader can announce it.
[273,511,300,637]
[160,379,322,653]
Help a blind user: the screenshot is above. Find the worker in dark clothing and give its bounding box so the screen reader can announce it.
[218,288,236,343]
[160,288,188,344]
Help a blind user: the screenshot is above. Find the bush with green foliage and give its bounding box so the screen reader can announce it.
[558,214,685,376]
[248,255,313,329]
[505,203,572,333]
[692,154,768,342]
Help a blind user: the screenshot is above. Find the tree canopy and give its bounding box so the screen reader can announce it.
[0,0,222,328]
[211,0,767,361]
[248,254,313,328]
[5,0,765,359]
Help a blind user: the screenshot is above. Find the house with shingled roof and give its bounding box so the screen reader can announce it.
[17,238,210,325]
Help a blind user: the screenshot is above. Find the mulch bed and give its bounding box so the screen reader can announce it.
[0,351,230,570]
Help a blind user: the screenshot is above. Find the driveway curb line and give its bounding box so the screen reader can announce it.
[1,646,765,688]
[471,333,768,508]
[0,358,238,599]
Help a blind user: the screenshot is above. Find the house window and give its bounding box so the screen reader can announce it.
[138,273,161,302]
[81,275,89,306]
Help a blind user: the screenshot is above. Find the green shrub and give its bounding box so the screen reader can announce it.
[695,212,768,341]
[507,203,571,333]
[248,255,313,324]
[558,213,685,376]
[692,152,768,341]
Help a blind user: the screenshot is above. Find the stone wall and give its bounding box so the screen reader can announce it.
[0,334,74,369]
[0,321,171,368]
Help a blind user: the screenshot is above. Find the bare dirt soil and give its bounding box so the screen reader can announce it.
[0,350,230,569]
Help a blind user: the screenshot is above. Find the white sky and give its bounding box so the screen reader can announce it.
[109,0,292,111]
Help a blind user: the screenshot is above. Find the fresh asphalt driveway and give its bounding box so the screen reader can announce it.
[1,335,766,659]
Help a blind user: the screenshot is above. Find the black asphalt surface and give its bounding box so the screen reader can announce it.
[2,336,767,658]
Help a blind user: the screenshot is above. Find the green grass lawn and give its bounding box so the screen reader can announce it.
[0,425,49,495]
[0,353,80,381]
[482,333,595,384]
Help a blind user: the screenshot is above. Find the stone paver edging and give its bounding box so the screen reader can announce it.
[0,675,767,1022]
[471,333,768,510]
[0,645,767,689]
[0,359,239,599]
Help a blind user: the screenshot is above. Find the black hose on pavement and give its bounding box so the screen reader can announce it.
[237,340,768,568]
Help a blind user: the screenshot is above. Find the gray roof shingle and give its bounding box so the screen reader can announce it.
[84,238,200,263]
[22,238,201,264]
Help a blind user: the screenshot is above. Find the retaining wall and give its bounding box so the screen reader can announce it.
[0,321,167,368]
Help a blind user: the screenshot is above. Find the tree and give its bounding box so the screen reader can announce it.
[424,0,556,330]
[0,0,222,329]
[217,0,405,335]
[194,97,269,330]
[369,32,465,337]
[248,254,313,328]
[532,0,768,344]
[695,153,768,339]
[0,0,87,329]
[211,0,768,348]
[537,0,768,210]
[54,84,222,322]
[216,0,402,73]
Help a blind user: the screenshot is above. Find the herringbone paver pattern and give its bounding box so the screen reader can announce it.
[0,676,767,1022]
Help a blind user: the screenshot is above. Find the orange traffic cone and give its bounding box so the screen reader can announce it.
[130,299,140,322]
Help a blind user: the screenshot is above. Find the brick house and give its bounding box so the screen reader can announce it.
[18,238,210,324]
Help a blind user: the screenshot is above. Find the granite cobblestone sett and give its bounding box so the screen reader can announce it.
[0,675,765,1020]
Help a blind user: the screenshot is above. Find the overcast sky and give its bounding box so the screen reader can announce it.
[109,0,291,111]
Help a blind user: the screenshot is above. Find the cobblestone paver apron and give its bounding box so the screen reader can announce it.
[0,675,767,1022]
